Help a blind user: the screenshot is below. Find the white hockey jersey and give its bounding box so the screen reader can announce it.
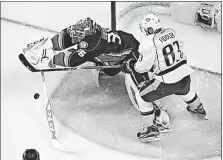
[135,28,194,83]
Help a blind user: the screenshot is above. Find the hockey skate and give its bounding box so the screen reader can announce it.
[153,108,173,133]
[137,124,160,143]
[187,103,208,120]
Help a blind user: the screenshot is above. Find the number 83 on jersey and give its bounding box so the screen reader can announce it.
[161,40,184,67]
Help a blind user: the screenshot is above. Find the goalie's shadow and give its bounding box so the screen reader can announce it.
[54,71,135,115]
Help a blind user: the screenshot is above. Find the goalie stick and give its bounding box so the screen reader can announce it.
[19,53,120,72]
[41,72,67,151]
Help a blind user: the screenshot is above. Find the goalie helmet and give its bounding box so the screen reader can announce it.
[66,17,100,44]
[22,149,40,160]
[139,13,162,36]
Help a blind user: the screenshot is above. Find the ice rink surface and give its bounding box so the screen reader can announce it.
[1,14,221,160]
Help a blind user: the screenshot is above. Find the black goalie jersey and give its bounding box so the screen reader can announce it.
[50,18,140,76]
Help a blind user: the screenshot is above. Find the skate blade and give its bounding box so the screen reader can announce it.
[189,112,208,120]
[138,136,161,143]
[202,115,208,120]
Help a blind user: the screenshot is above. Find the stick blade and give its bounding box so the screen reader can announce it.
[18,53,38,72]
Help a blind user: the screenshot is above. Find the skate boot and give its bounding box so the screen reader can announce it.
[137,124,160,143]
[153,108,173,133]
[187,103,208,120]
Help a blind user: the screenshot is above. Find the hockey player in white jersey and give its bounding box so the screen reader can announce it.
[121,13,207,142]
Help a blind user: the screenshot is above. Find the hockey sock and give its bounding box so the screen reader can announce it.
[140,109,155,127]
[179,90,202,110]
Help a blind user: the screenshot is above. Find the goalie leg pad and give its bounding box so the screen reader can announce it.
[125,74,154,113]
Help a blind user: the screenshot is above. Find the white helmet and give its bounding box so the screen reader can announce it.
[139,13,161,35]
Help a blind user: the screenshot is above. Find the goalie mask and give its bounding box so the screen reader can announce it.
[139,14,162,36]
[66,17,100,44]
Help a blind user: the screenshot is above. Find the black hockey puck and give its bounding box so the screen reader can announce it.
[34,93,40,99]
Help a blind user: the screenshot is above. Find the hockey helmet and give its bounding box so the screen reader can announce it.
[22,149,40,160]
[139,13,162,35]
[67,17,100,43]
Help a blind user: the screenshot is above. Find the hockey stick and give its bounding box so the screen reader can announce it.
[19,53,120,72]
[41,72,67,151]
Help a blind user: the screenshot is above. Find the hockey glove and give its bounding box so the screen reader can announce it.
[120,58,136,74]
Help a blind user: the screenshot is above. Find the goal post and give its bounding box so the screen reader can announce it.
[111,1,116,31]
